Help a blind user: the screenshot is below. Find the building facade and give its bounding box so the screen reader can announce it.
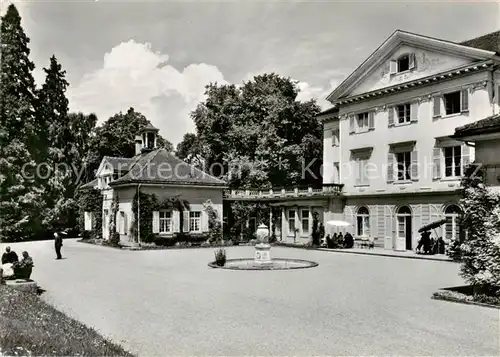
[321,30,500,251]
[82,125,226,244]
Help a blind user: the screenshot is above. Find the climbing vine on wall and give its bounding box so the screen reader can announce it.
[76,187,102,239]
[109,194,120,245]
[131,190,190,244]
[203,199,222,243]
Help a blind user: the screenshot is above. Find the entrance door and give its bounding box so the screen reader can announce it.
[396,206,412,251]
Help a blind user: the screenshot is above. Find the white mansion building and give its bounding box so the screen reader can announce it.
[319,29,500,250]
[227,29,500,251]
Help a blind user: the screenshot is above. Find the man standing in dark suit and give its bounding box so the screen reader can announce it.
[54,232,63,259]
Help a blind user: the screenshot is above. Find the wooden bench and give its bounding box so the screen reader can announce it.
[355,238,375,249]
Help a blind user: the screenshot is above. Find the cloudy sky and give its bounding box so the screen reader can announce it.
[4,0,499,146]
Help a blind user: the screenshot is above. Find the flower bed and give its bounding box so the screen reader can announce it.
[432,285,500,309]
[79,237,252,250]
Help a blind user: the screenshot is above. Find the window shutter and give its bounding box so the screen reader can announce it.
[349,116,355,134]
[462,144,470,174]
[433,148,441,179]
[332,129,338,146]
[183,211,190,232]
[152,211,160,234]
[409,53,416,70]
[355,159,362,186]
[389,60,397,74]
[117,213,122,234]
[433,96,441,118]
[410,102,418,123]
[388,106,394,127]
[201,211,209,232]
[461,89,469,112]
[84,212,92,231]
[384,206,393,250]
[387,152,394,183]
[410,150,418,181]
[497,85,500,106]
[368,112,375,130]
[173,210,180,232]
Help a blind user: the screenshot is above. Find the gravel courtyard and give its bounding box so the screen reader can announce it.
[6,239,499,356]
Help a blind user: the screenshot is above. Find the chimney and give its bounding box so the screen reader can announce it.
[134,135,143,156]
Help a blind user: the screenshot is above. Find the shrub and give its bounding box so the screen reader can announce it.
[108,232,120,246]
[214,248,226,266]
[457,164,500,290]
[154,236,176,246]
[81,230,91,240]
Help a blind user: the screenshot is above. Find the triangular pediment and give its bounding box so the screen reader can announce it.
[327,30,499,102]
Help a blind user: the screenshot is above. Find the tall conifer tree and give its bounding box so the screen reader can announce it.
[37,55,73,230]
[0,4,43,241]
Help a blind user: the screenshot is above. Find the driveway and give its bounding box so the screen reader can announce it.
[6,239,499,356]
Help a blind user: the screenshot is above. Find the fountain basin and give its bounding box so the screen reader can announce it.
[208,258,318,270]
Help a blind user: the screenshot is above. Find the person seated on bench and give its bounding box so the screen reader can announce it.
[2,246,18,265]
[344,232,354,249]
[337,232,344,248]
[367,236,375,249]
[325,234,332,248]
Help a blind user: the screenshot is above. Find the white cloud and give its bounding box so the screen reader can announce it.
[67,40,226,146]
[295,79,339,109]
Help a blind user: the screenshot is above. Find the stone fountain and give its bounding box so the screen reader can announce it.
[208,222,318,270]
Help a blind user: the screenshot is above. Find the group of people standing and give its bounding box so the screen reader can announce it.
[416,231,446,255]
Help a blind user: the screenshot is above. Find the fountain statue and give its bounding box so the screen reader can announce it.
[254,223,272,266]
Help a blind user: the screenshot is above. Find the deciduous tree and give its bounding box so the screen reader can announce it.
[191,73,323,189]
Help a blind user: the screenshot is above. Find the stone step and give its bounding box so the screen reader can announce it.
[4,279,38,294]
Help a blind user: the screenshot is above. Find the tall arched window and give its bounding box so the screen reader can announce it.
[444,205,462,242]
[356,206,370,237]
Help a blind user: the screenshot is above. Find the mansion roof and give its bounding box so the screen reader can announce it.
[326,29,500,105]
[460,30,500,54]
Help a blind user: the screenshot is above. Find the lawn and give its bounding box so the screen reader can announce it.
[0,285,133,356]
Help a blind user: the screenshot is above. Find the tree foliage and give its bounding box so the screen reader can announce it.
[191,73,323,189]
[0,4,44,241]
[175,133,205,169]
[458,165,500,292]
[84,107,173,181]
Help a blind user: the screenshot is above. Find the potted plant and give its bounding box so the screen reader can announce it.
[12,253,34,280]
